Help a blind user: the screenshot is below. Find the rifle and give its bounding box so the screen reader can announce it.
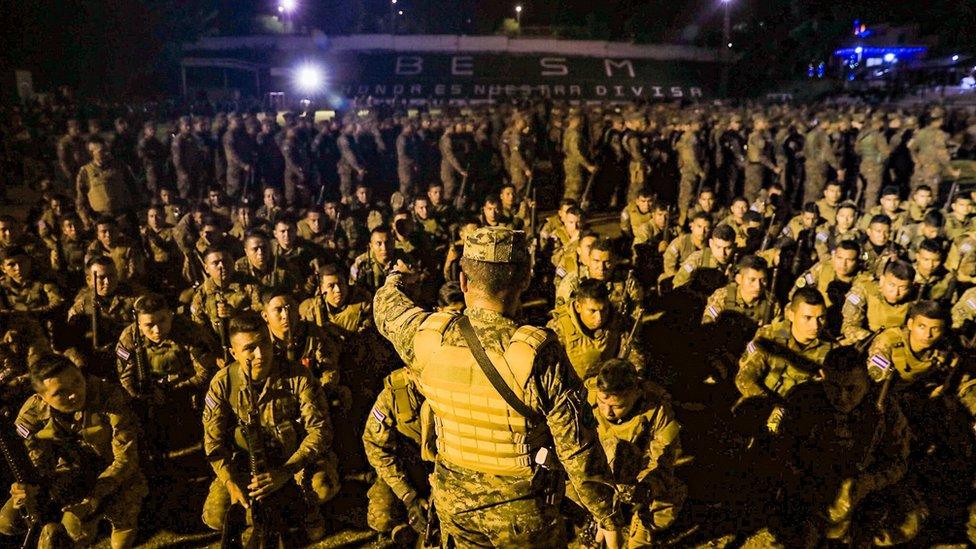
[943,177,961,211]
[241,168,255,205]
[529,189,538,276]
[215,293,230,364]
[0,408,64,549]
[618,272,645,361]
[579,167,599,212]
[130,307,162,468]
[759,209,779,252]
[453,164,470,211]
[91,278,102,351]
[422,500,440,548]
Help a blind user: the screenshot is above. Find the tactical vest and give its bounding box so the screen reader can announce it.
[880,330,948,384]
[555,308,616,380]
[759,323,828,398]
[865,286,911,332]
[82,163,127,213]
[723,283,774,326]
[414,312,549,476]
[386,369,423,445]
[224,363,303,459]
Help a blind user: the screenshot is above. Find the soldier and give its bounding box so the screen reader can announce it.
[622,113,650,203]
[350,225,409,293]
[57,118,89,187]
[65,256,142,361]
[439,123,468,203]
[563,114,597,202]
[271,216,322,293]
[506,115,535,196]
[859,214,903,278]
[585,359,686,546]
[0,245,63,319]
[717,115,746,202]
[717,196,752,248]
[223,114,256,199]
[803,117,844,205]
[777,346,909,546]
[0,355,147,548]
[854,112,891,208]
[895,209,944,258]
[200,312,338,541]
[412,195,451,250]
[744,116,780,201]
[548,206,584,271]
[554,232,597,288]
[792,239,863,336]
[735,287,834,407]
[913,238,956,304]
[943,192,973,241]
[816,181,844,227]
[171,116,203,200]
[660,212,712,285]
[85,217,145,284]
[909,108,960,192]
[702,255,780,328]
[676,118,706,223]
[189,247,262,356]
[235,231,297,293]
[813,201,860,262]
[903,185,935,224]
[556,238,641,312]
[362,367,431,543]
[256,118,285,191]
[686,187,728,224]
[136,121,166,196]
[281,127,308,206]
[857,186,907,234]
[619,187,654,241]
[548,279,638,381]
[337,123,366,201]
[255,186,285,224]
[75,137,137,230]
[840,260,915,345]
[373,226,623,546]
[671,224,737,291]
[394,123,421,199]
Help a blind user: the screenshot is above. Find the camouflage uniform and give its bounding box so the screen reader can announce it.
[943,214,972,242]
[439,131,466,202]
[0,314,54,400]
[701,283,780,328]
[735,319,834,400]
[268,322,342,395]
[814,198,839,227]
[909,121,953,192]
[362,368,431,534]
[813,224,861,263]
[189,276,262,348]
[233,256,298,294]
[803,125,842,205]
[85,239,146,284]
[671,248,730,290]
[75,160,135,225]
[200,360,338,531]
[620,201,654,239]
[115,315,216,398]
[0,276,63,317]
[0,376,148,544]
[66,283,143,352]
[562,124,594,201]
[745,127,777,201]
[676,130,705,214]
[660,234,702,283]
[854,122,891,208]
[555,271,642,313]
[839,279,912,345]
[584,377,686,546]
[547,303,636,380]
[373,227,621,547]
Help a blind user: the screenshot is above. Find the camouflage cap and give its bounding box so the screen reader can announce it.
[463,227,529,264]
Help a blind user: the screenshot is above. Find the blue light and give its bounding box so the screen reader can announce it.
[952,54,960,62]
[834,46,927,58]
[855,46,863,55]
[807,64,815,78]
[884,53,896,62]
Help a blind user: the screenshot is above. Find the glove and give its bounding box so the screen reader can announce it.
[406,496,429,534]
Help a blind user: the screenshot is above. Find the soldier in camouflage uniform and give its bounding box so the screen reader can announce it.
[506,116,535,196]
[200,312,338,541]
[623,113,649,203]
[676,118,706,223]
[909,108,960,192]
[943,192,973,241]
[189,248,262,357]
[584,360,686,546]
[840,260,915,345]
[563,114,596,202]
[350,225,411,293]
[912,238,956,304]
[234,231,298,293]
[619,188,655,241]
[857,186,908,235]
[85,217,145,284]
[362,367,431,542]
[792,239,863,336]
[776,346,909,545]
[75,138,137,230]
[0,246,63,320]
[57,119,89,187]
[439,123,468,203]
[556,238,642,313]
[548,280,639,381]
[373,226,624,547]
[902,185,935,225]
[660,212,712,285]
[0,355,147,548]
[854,113,891,209]
[672,224,737,292]
[744,116,780,202]
[702,255,780,328]
[803,117,844,205]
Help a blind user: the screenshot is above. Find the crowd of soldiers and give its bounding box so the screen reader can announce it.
[0,94,976,548]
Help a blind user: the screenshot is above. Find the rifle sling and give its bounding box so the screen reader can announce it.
[457,316,541,423]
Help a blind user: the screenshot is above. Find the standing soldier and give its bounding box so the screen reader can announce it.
[676,118,706,224]
[337,122,365,202]
[75,138,137,230]
[136,121,166,196]
[744,116,780,202]
[373,226,623,547]
[507,116,535,196]
[57,119,89,188]
[854,112,891,208]
[909,108,960,193]
[623,112,649,203]
[362,367,431,543]
[396,123,421,199]
[171,116,202,200]
[717,115,746,202]
[562,114,596,202]
[281,127,308,206]
[803,117,844,205]
[223,114,255,200]
[439,123,468,203]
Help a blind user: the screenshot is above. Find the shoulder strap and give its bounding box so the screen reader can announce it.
[457,315,541,422]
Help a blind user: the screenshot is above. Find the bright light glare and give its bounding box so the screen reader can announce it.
[952,54,960,62]
[854,46,863,54]
[280,0,296,12]
[515,5,522,13]
[295,64,324,94]
[884,53,895,62]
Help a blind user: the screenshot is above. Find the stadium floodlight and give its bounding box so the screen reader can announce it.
[295,64,325,95]
[952,54,960,62]
[280,0,296,12]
